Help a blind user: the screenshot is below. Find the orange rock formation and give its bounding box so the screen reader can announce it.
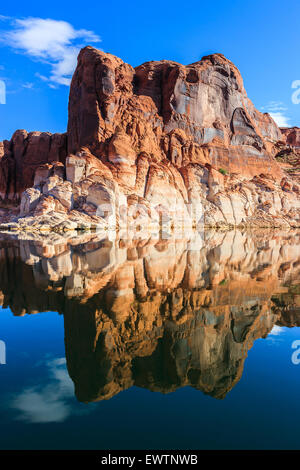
[0,48,299,230]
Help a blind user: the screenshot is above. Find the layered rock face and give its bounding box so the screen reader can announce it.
[1,230,300,401]
[68,49,281,171]
[0,130,67,201]
[1,47,300,230]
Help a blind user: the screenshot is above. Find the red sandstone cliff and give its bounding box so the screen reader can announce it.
[0,130,67,201]
[0,47,299,231]
[281,127,300,148]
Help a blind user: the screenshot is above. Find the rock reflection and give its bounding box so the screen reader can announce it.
[0,230,300,402]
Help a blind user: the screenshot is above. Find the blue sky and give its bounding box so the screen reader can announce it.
[0,0,299,141]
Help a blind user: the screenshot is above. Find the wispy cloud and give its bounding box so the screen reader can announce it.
[261,101,290,127]
[1,17,101,86]
[22,82,34,89]
[35,72,48,82]
[261,101,288,113]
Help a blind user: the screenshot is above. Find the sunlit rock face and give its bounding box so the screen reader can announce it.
[65,48,300,229]
[68,50,281,171]
[0,230,300,401]
[1,48,300,230]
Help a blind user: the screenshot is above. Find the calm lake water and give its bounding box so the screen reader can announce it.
[0,229,300,450]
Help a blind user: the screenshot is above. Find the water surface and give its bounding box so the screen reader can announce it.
[0,230,300,449]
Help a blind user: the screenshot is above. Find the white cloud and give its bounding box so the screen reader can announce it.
[269,325,283,336]
[1,17,101,86]
[269,112,290,127]
[11,358,75,423]
[261,101,288,112]
[265,325,287,345]
[261,101,290,127]
[22,82,34,89]
[35,72,48,82]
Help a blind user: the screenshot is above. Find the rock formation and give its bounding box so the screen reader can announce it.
[281,127,300,148]
[1,230,300,401]
[0,47,300,231]
[0,130,67,201]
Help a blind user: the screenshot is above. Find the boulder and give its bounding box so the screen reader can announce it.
[20,188,41,215]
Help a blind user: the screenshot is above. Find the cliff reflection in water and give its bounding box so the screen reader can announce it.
[1,230,300,403]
